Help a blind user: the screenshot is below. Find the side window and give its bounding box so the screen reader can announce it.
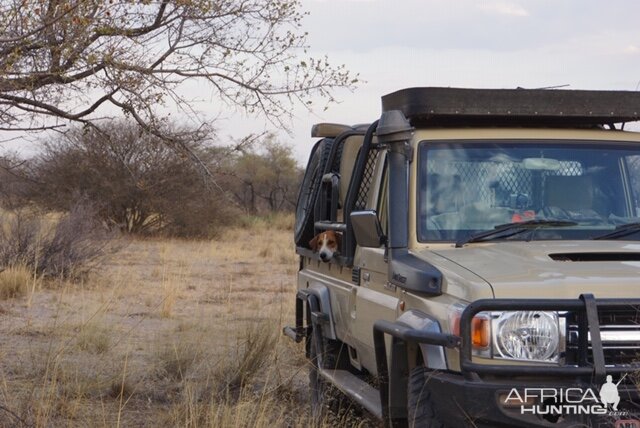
[625,156,640,216]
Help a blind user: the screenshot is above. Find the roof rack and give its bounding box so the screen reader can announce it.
[381,87,640,127]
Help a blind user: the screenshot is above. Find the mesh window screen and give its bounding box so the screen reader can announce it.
[427,160,582,208]
[355,150,379,210]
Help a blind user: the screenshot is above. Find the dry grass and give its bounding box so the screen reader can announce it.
[76,321,111,354]
[237,213,295,232]
[0,205,117,281]
[0,216,369,427]
[0,265,32,300]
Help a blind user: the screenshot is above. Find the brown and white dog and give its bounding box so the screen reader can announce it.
[309,231,342,262]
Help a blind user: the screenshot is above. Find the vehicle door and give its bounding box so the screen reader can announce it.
[351,154,400,373]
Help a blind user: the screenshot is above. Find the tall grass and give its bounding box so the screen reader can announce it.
[162,320,340,428]
[0,264,32,300]
[0,222,369,427]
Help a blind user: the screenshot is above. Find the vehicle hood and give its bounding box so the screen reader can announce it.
[429,241,640,299]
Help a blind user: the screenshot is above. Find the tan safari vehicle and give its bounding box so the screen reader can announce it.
[284,87,640,427]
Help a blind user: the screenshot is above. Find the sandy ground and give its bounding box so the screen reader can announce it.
[0,225,323,427]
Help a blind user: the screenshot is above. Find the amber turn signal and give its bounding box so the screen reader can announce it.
[451,312,491,350]
[471,317,490,348]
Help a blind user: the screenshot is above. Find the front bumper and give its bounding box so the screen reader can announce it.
[373,293,640,427]
[425,371,640,428]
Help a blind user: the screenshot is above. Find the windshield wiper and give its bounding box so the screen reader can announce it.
[455,220,578,248]
[592,222,640,240]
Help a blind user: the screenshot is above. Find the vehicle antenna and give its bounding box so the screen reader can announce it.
[534,84,571,90]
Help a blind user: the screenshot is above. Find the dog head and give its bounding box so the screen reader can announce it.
[309,231,342,262]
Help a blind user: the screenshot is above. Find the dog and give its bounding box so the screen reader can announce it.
[309,231,342,262]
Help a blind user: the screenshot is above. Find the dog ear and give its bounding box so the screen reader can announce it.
[335,232,342,250]
[309,235,319,252]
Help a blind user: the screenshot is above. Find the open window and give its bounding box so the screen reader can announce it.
[295,123,384,266]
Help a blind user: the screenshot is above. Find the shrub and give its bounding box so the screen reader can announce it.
[214,322,278,396]
[31,121,239,238]
[0,265,32,300]
[0,204,115,281]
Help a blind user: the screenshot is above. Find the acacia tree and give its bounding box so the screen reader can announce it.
[0,0,356,136]
[230,139,301,213]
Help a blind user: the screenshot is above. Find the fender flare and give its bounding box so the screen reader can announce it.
[296,283,337,340]
[395,310,447,370]
[372,314,459,425]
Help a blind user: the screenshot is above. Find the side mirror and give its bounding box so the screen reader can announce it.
[350,210,385,248]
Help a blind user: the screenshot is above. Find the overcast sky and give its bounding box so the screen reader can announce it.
[3,0,640,161]
[219,0,640,161]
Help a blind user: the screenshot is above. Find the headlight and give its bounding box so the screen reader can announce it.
[493,311,560,363]
[449,305,562,363]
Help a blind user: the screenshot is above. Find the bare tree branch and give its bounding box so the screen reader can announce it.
[0,0,358,136]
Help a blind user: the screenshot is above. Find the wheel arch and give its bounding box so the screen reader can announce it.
[396,310,448,371]
[373,311,454,426]
[297,283,337,341]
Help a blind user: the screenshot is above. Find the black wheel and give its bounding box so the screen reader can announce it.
[309,329,349,421]
[407,366,446,428]
[294,139,333,247]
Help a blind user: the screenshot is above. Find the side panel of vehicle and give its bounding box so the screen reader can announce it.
[348,149,401,374]
[298,258,357,346]
[352,246,399,373]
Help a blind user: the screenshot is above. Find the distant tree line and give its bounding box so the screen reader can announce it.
[0,121,303,238]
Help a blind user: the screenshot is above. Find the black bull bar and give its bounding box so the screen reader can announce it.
[373,293,640,424]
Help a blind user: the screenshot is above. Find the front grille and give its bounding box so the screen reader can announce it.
[565,307,640,365]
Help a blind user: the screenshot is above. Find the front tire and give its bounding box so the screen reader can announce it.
[407,366,446,428]
[308,329,349,421]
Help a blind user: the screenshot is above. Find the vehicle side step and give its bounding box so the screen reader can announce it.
[282,326,305,343]
[318,368,382,419]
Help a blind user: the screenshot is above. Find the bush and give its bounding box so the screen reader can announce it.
[0,265,32,300]
[160,195,239,239]
[214,322,278,396]
[0,153,31,209]
[0,204,115,281]
[31,121,239,238]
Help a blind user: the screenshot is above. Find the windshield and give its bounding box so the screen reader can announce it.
[418,140,640,242]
